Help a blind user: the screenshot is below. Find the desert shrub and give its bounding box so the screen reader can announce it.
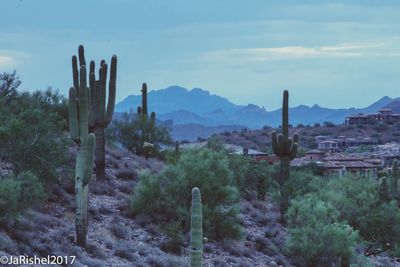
[323,121,335,127]
[206,137,226,152]
[320,174,400,256]
[228,155,277,200]
[248,160,276,201]
[114,241,136,261]
[286,194,358,266]
[228,154,251,197]
[374,122,389,132]
[0,172,46,216]
[109,220,129,239]
[0,89,68,184]
[285,171,325,200]
[293,162,324,176]
[130,148,241,241]
[110,113,172,157]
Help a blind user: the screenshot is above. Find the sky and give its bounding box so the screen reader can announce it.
[1,0,400,110]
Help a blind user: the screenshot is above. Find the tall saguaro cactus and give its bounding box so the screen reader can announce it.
[141,82,148,116]
[69,64,95,247]
[72,45,117,180]
[136,83,157,155]
[271,90,298,223]
[191,187,203,267]
[391,160,399,200]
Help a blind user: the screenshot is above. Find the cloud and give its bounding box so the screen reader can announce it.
[0,55,14,67]
[200,42,393,63]
[0,50,29,69]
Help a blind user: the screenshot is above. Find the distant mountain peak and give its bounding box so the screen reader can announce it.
[115,85,241,115]
[115,85,398,129]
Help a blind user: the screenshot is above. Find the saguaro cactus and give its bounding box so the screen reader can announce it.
[271,90,298,223]
[141,82,148,116]
[136,83,157,155]
[191,187,203,267]
[69,64,95,247]
[72,45,117,180]
[391,160,399,200]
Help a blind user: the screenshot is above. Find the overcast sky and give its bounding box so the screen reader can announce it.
[1,0,400,110]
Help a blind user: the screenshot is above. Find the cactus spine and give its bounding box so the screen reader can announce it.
[191,187,203,267]
[271,90,298,223]
[69,61,95,247]
[73,45,117,180]
[391,160,399,200]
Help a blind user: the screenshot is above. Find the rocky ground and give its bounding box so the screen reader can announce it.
[0,146,399,266]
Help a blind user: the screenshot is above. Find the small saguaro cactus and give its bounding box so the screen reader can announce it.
[136,83,157,155]
[271,90,298,223]
[69,63,96,247]
[191,187,203,267]
[72,45,117,181]
[391,160,399,200]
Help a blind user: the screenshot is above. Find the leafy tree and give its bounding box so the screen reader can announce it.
[0,70,21,99]
[0,89,68,184]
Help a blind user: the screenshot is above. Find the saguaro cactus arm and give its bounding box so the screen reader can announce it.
[191,187,203,267]
[73,45,117,181]
[271,90,298,160]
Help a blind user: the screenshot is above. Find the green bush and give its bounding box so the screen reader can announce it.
[287,194,358,266]
[0,172,46,216]
[286,170,325,199]
[320,174,400,255]
[0,89,68,184]
[110,113,172,156]
[130,148,241,241]
[227,155,277,201]
[248,160,276,201]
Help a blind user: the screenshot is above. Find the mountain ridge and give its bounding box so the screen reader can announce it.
[115,86,398,128]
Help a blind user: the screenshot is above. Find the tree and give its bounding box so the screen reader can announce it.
[0,70,21,99]
[0,89,68,184]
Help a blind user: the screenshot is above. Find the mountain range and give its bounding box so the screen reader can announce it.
[116,86,399,130]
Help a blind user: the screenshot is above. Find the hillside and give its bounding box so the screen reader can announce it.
[211,122,400,153]
[0,146,295,267]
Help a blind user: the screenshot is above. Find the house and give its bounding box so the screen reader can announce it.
[345,109,400,125]
[292,151,381,177]
[305,149,326,160]
[224,144,279,163]
[316,136,376,152]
